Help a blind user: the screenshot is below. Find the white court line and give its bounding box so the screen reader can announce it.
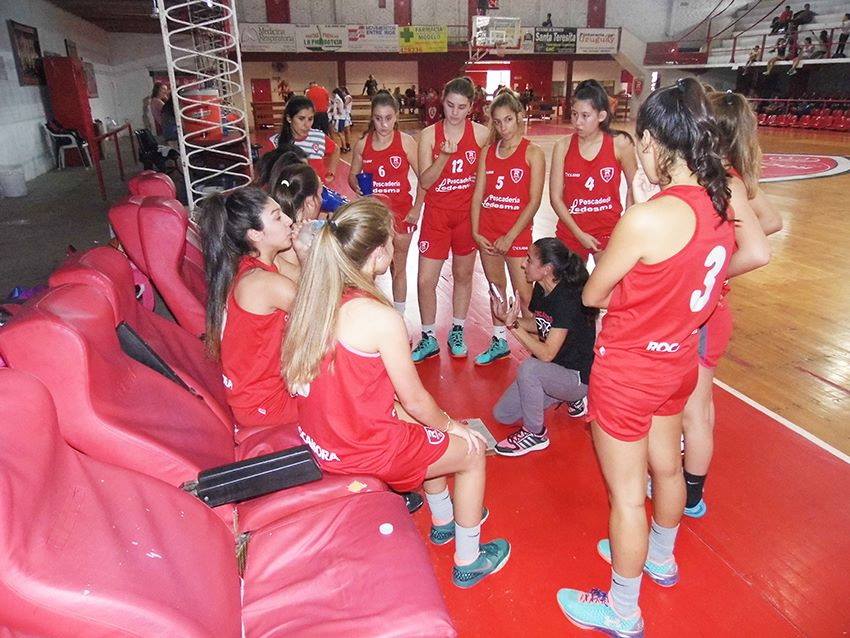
[714,379,850,465]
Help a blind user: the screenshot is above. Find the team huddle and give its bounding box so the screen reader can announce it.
[199,75,780,638]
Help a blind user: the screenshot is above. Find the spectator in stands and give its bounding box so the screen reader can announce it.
[813,30,829,57]
[199,187,299,431]
[791,3,815,28]
[542,13,553,27]
[282,198,511,589]
[363,74,379,97]
[305,81,331,134]
[393,86,404,110]
[277,95,340,185]
[763,36,792,74]
[160,96,178,143]
[477,0,489,15]
[770,5,793,34]
[742,45,761,71]
[342,87,354,151]
[788,36,817,74]
[330,88,349,154]
[835,14,850,57]
[404,85,417,113]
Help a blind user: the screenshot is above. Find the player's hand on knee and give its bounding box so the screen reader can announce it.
[448,420,486,455]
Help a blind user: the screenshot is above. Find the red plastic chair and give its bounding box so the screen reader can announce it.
[766,114,778,126]
[832,117,850,131]
[129,170,177,199]
[757,113,768,126]
[0,369,242,638]
[784,114,799,127]
[137,197,207,337]
[797,114,813,128]
[107,196,148,274]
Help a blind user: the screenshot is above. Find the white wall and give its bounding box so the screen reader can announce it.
[0,0,168,180]
[412,0,467,27]
[236,0,268,23]
[346,60,417,93]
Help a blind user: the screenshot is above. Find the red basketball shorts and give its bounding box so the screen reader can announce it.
[418,204,476,260]
[587,346,699,441]
[480,212,532,258]
[377,422,449,492]
[698,297,733,369]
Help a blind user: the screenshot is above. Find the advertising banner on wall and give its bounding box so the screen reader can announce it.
[398,25,448,53]
[347,24,399,52]
[533,27,577,54]
[576,28,621,54]
[239,23,297,52]
[296,25,348,53]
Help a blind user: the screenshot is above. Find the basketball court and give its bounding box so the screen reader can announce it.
[271,115,850,635]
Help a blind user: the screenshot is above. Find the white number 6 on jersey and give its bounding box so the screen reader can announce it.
[378,165,386,178]
[690,245,727,312]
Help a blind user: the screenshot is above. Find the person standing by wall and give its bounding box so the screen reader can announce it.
[305,81,331,134]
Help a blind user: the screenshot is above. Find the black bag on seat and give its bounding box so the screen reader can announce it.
[185,446,322,507]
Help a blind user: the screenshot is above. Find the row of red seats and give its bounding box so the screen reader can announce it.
[0,172,456,637]
[758,112,850,131]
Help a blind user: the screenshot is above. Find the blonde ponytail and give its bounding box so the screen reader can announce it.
[281,198,394,390]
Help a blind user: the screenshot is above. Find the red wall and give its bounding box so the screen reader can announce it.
[416,53,469,93]
[459,59,554,99]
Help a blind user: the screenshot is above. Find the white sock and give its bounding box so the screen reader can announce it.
[454,522,481,565]
[493,325,507,340]
[393,301,406,314]
[425,487,453,525]
[452,317,465,328]
[421,323,436,338]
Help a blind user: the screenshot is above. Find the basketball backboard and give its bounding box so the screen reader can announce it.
[472,16,522,50]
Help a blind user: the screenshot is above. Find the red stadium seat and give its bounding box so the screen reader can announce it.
[832,117,850,131]
[107,196,148,274]
[757,113,768,126]
[783,114,798,127]
[129,170,177,198]
[797,114,813,128]
[0,369,242,638]
[0,369,456,637]
[137,197,207,337]
[48,247,235,434]
[0,284,235,487]
[767,114,778,126]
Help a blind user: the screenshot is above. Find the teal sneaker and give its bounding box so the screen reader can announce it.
[596,539,679,587]
[474,337,510,366]
[412,332,439,363]
[683,498,707,519]
[447,325,468,358]
[429,507,489,545]
[452,539,511,589]
[556,588,644,638]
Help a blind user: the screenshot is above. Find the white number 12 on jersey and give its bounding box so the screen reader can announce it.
[690,245,727,312]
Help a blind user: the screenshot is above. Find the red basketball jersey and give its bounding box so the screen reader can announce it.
[597,185,736,362]
[360,131,413,216]
[558,133,623,238]
[424,95,441,126]
[221,256,296,425]
[425,120,480,209]
[480,138,532,231]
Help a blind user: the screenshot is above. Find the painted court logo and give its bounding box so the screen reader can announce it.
[600,167,615,183]
[760,154,850,182]
[389,155,402,169]
[510,168,524,183]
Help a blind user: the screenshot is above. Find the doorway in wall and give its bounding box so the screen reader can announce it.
[485,69,510,97]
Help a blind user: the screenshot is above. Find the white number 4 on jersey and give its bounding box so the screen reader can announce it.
[584,176,595,191]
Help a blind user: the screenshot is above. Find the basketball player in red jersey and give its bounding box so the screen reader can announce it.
[470,90,545,365]
[550,80,637,262]
[557,79,742,636]
[412,77,490,362]
[677,91,783,519]
[282,199,511,588]
[349,91,424,316]
[423,88,442,126]
[198,187,299,433]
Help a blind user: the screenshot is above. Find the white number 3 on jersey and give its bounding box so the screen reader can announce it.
[690,245,727,312]
[584,176,595,191]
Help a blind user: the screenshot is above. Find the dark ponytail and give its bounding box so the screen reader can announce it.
[277,95,314,147]
[253,144,308,189]
[442,76,475,102]
[573,79,632,143]
[534,237,598,320]
[198,187,270,357]
[267,162,320,221]
[636,77,730,220]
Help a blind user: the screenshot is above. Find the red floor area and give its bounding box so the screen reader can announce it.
[410,272,850,637]
[265,135,849,635]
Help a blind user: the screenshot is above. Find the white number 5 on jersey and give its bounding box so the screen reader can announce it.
[690,245,727,312]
